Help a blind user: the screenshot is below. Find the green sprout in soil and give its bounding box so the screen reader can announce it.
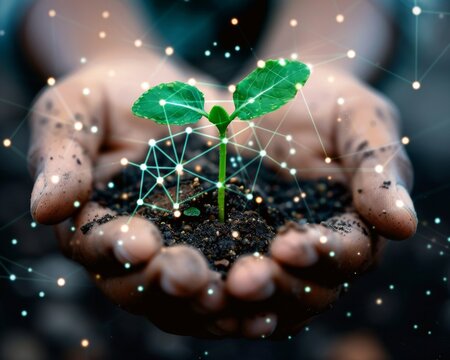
[132,59,310,222]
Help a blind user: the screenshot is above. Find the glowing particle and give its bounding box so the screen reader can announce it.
[224,52,231,58]
[289,148,296,155]
[31,222,37,228]
[329,251,335,257]
[301,192,306,198]
[346,311,352,318]
[401,136,410,145]
[374,164,384,173]
[102,11,110,19]
[434,217,441,224]
[156,177,164,184]
[279,58,287,66]
[124,262,131,269]
[291,53,298,60]
[139,163,147,171]
[173,203,180,210]
[412,81,421,90]
[188,78,196,86]
[304,286,311,293]
[395,200,404,208]
[235,45,240,51]
[376,298,383,305]
[57,278,66,287]
[174,210,181,218]
[176,164,183,174]
[222,138,229,144]
[3,138,11,147]
[74,121,83,131]
[232,231,239,238]
[148,138,156,146]
[295,83,303,90]
[137,285,144,292]
[141,82,150,90]
[81,339,90,348]
[325,157,331,164]
[246,193,253,200]
[248,98,255,104]
[281,162,287,168]
[120,157,128,166]
[216,182,223,189]
[260,150,267,157]
[204,50,211,56]
[120,224,129,233]
[47,77,56,86]
[249,122,255,128]
[337,97,345,105]
[82,87,90,96]
[228,84,236,93]
[336,14,344,23]
[255,196,263,204]
[10,274,16,281]
[319,235,328,244]
[21,310,28,317]
[73,200,80,208]
[159,99,166,106]
[347,49,356,59]
[137,199,144,206]
[286,135,292,141]
[425,290,431,296]
[290,19,298,27]
[39,291,45,298]
[412,6,422,16]
[231,18,239,25]
[165,46,174,56]
[290,168,297,175]
[90,125,98,133]
[98,31,106,39]
[51,175,60,184]
[257,60,266,68]
[11,239,18,245]
[207,288,214,296]
[134,39,142,47]
[48,9,56,17]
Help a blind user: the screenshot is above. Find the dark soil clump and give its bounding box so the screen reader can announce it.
[83,136,352,273]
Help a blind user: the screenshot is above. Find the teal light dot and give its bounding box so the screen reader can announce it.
[10,274,16,281]
[137,285,144,292]
[21,310,28,317]
[434,217,441,224]
[39,291,45,298]
[11,239,18,245]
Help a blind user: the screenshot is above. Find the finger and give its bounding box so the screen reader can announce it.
[55,202,162,274]
[271,213,378,286]
[29,80,105,224]
[335,88,417,239]
[241,313,277,339]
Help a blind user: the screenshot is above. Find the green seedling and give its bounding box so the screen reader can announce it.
[132,59,310,222]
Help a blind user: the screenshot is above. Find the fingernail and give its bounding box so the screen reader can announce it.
[396,184,418,222]
[243,313,277,338]
[113,241,134,264]
[30,172,46,219]
[160,271,178,296]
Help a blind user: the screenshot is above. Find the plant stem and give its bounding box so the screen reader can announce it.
[218,130,227,222]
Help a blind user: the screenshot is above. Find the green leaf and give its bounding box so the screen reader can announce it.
[132,81,208,125]
[230,59,310,120]
[183,207,201,217]
[209,105,231,135]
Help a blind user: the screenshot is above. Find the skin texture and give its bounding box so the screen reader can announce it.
[25,0,417,338]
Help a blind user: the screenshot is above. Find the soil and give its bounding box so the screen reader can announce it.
[82,135,352,274]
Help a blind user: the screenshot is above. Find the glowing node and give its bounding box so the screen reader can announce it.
[374,164,384,173]
[246,193,253,200]
[290,168,297,175]
[232,231,239,238]
[98,31,106,39]
[336,14,345,23]
[295,83,303,90]
[82,87,90,96]
[260,150,267,157]
[290,19,298,27]
[185,127,193,134]
[90,125,98,133]
[347,49,356,59]
[319,235,328,244]
[120,224,129,233]
[228,84,236,93]
[51,175,60,184]
[255,196,263,204]
[412,81,421,90]
[222,138,229,144]
[3,138,11,148]
[159,99,166,106]
[304,286,311,293]
[286,135,292,141]
[265,317,272,324]
[395,200,404,208]
[102,11,110,19]
[188,78,196,86]
[257,60,266,68]
[73,200,80,208]
[329,251,335,257]
[231,18,239,25]
[48,9,56,17]
[57,278,66,287]
[156,177,164,184]
[175,164,183,174]
[10,274,16,281]
[120,157,128,166]
[165,46,174,56]
[137,285,144,292]
[291,52,298,60]
[137,199,144,206]
[325,157,331,164]
[81,339,90,348]
[235,45,240,51]
[74,121,83,131]
[148,138,156,146]
[174,210,181,218]
[21,310,28,317]
[216,182,223,188]
[401,136,410,145]
[47,77,56,86]
[376,298,383,305]
[249,121,255,128]
[139,163,147,171]
[207,288,214,295]
[279,58,287,66]
[204,50,211,56]
[141,82,150,90]
[224,52,231,58]
[337,97,345,105]
[248,98,255,104]
[412,6,422,16]
[173,203,180,210]
[289,148,296,155]
[281,162,287,168]
[134,39,142,48]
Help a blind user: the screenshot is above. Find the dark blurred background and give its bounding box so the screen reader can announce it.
[0,0,449,359]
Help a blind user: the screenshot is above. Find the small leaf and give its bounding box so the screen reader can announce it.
[183,207,201,217]
[209,105,231,135]
[231,59,310,120]
[132,81,208,125]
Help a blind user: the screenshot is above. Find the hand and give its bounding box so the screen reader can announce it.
[214,66,417,337]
